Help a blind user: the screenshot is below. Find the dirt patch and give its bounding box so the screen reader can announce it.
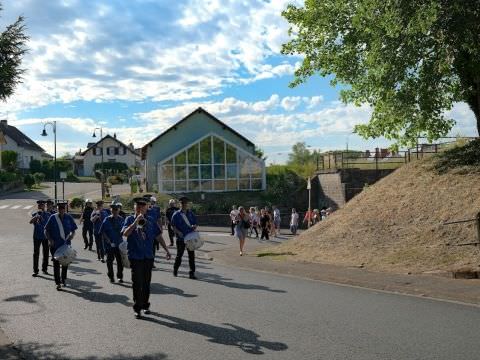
[269,155,480,274]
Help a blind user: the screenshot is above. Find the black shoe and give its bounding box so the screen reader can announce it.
[32,272,38,277]
[173,269,178,277]
[152,264,156,269]
[118,279,123,283]
[169,243,174,247]
[89,247,93,251]
[109,278,114,283]
[42,270,49,275]
[56,284,62,291]
[84,245,88,250]
[134,311,142,319]
[143,309,151,315]
[189,272,197,280]
[101,259,105,263]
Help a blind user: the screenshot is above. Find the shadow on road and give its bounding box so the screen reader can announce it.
[150,283,197,298]
[144,312,288,355]
[69,265,102,276]
[4,294,39,304]
[60,278,133,308]
[2,341,167,360]
[198,273,287,293]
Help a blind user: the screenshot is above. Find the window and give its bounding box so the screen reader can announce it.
[114,147,119,155]
[158,135,264,192]
[94,147,102,156]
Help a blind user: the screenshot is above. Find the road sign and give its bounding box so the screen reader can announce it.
[60,172,67,179]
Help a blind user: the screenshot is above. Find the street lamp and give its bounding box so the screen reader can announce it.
[41,121,57,202]
[92,127,105,199]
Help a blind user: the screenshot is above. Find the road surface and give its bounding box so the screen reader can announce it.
[0,189,480,359]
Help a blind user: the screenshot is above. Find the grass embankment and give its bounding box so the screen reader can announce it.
[266,140,480,274]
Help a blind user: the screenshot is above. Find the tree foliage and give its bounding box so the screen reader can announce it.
[282,0,480,146]
[0,2,28,101]
[287,142,320,176]
[1,150,17,171]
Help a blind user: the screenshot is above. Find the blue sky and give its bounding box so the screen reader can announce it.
[0,0,477,164]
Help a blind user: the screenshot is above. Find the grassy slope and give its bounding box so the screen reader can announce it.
[272,153,480,273]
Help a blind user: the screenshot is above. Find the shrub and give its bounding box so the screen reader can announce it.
[24,174,35,189]
[0,171,19,182]
[33,172,46,185]
[107,175,125,185]
[94,162,128,173]
[1,150,18,172]
[66,171,79,182]
[70,197,83,208]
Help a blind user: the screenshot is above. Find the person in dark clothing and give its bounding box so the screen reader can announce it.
[100,203,124,283]
[165,199,178,246]
[29,200,51,277]
[171,197,197,279]
[122,197,171,318]
[260,208,270,240]
[80,199,94,250]
[91,200,110,262]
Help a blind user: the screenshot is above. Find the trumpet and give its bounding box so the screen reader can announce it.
[136,216,147,229]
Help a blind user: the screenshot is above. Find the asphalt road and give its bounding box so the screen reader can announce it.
[1,189,480,359]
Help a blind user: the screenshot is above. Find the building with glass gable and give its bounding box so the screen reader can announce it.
[141,108,265,193]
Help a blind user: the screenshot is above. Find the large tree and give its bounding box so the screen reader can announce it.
[0,2,28,101]
[282,1,480,146]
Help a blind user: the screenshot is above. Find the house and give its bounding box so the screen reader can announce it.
[0,119,52,170]
[141,107,266,193]
[73,134,141,176]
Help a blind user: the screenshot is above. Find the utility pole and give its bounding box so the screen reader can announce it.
[92,127,105,199]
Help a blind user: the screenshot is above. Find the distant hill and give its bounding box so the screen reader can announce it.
[273,143,480,274]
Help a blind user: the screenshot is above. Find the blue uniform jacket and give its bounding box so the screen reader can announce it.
[121,215,160,260]
[31,211,51,240]
[171,209,197,241]
[99,215,124,251]
[45,213,78,251]
[91,209,111,235]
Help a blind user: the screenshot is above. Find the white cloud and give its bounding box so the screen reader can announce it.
[0,0,296,111]
[280,96,302,111]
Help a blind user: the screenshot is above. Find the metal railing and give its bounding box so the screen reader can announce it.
[443,212,480,246]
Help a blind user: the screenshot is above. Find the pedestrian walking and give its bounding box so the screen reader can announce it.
[165,199,178,246]
[80,199,94,250]
[100,203,125,283]
[249,207,259,238]
[29,200,50,277]
[235,206,249,256]
[260,208,270,240]
[44,201,77,291]
[273,206,281,236]
[146,196,162,267]
[290,208,299,235]
[122,197,171,319]
[91,200,110,262]
[171,196,198,279]
[229,205,238,235]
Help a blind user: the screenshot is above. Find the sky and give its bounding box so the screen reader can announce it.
[0,0,477,164]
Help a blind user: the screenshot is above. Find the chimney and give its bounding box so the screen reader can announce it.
[0,120,7,125]
[129,142,134,150]
[113,133,117,139]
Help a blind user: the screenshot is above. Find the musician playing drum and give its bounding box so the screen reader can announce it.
[29,200,51,277]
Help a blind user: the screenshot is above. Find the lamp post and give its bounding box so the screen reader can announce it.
[92,127,105,199]
[41,121,57,202]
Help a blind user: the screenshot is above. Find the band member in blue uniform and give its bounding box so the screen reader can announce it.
[146,195,162,267]
[46,199,56,214]
[171,196,198,279]
[44,201,77,291]
[29,200,51,277]
[122,197,171,318]
[165,199,178,246]
[100,203,125,283]
[91,200,110,262]
[80,199,94,250]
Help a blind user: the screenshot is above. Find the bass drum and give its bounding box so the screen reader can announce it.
[54,244,77,266]
[118,240,130,268]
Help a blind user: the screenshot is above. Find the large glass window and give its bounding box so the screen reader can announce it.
[158,135,264,192]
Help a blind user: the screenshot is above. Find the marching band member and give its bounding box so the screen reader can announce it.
[80,199,94,250]
[44,201,77,291]
[100,203,125,283]
[122,197,171,318]
[29,200,50,277]
[91,200,110,262]
[146,195,162,268]
[165,199,178,246]
[46,199,56,214]
[171,196,197,279]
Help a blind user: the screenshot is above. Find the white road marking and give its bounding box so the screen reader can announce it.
[23,205,33,209]
[0,205,10,209]
[10,205,21,209]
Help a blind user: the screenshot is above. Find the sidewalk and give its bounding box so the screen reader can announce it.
[209,236,480,306]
